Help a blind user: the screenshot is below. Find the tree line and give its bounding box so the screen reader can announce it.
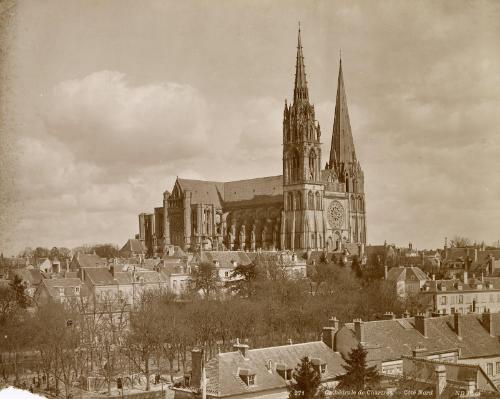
[0,253,415,398]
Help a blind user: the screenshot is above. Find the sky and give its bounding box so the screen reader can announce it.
[0,0,499,255]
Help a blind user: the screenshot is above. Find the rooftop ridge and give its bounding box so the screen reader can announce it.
[402,355,480,369]
[218,340,325,357]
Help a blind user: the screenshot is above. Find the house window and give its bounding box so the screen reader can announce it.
[496,362,500,374]
[458,295,464,304]
[487,363,493,376]
[75,286,80,295]
[225,271,229,278]
[320,364,327,373]
[247,375,255,386]
[440,296,447,305]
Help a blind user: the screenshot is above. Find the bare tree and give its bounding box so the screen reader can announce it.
[450,236,472,248]
[125,291,161,391]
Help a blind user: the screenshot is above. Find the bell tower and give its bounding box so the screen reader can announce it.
[280,26,325,251]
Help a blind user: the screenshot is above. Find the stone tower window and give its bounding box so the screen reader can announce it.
[308,191,314,210]
[309,149,317,180]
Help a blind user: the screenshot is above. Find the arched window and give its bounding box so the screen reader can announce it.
[315,192,321,210]
[308,191,314,210]
[293,191,302,210]
[290,149,300,182]
[309,150,317,180]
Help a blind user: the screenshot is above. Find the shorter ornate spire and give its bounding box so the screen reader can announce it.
[293,24,309,104]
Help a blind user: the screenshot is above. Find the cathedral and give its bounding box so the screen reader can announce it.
[138,28,366,256]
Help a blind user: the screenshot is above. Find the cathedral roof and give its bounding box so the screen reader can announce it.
[175,175,283,207]
[223,175,282,204]
[176,178,225,207]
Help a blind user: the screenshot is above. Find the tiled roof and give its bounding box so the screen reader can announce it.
[386,266,428,282]
[164,245,187,259]
[143,258,162,270]
[85,267,117,285]
[42,278,87,298]
[119,239,145,254]
[113,271,134,284]
[76,254,106,268]
[162,263,190,276]
[199,251,252,269]
[423,277,500,293]
[132,270,167,284]
[340,314,500,362]
[204,341,345,397]
[402,357,498,393]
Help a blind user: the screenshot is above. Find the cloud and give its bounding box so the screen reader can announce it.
[43,71,212,167]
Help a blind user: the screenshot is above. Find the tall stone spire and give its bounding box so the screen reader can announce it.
[293,24,309,103]
[329,57,356,170]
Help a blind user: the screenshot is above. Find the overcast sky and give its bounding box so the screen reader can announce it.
[1,0,499,255]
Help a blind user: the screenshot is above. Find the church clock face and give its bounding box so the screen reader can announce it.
[327,201,344,229]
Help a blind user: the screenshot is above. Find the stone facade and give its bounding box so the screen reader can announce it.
[138,29,367,256]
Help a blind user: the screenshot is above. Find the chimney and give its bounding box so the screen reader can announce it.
[466,378,477,397]
[412,346,427,358]
[474,249,478,263]
[382,312,395,320]
[384,265,388,280]
[233,338,249,358]
[415,314,428,337]
[110,264,115,278]
[435,364,447,397]
[454,312,462,337]
[409,242,413,251]
[354,319,365,343]
[482,310,494,336]
[330,316,340,330]
[463,271,468,284]
[322,317,340,350]
[190,348,203,388]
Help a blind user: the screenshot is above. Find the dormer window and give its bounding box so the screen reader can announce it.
[59,287,64,296]
[239,369,256,386]
[276,363,293,380]
[311,358,327,374]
